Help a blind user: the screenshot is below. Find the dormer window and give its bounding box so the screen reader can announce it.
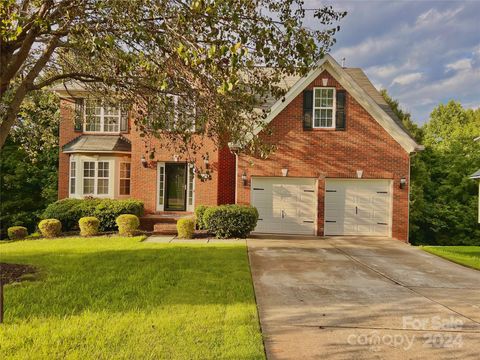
[313,88,336,128]
[74,98,128,133]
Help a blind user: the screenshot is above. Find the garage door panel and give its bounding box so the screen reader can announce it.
[325,179,392,237]
[251,177,317,235]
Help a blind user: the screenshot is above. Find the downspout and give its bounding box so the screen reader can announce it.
[234,152,238,204]
[406,152,415,244]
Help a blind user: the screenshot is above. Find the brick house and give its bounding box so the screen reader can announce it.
[55,55,422,241]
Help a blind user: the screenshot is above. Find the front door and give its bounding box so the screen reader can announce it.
[165,163,187,211]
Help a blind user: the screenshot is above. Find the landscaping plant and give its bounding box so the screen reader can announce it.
[7,226,28,240]
[177,217,196,239]
[79,217,100,237]
[116,214,140,236]
[203,205,259,238]
[194,205,209,230]
[38,219,62,238]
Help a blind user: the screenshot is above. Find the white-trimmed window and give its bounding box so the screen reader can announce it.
[119,162,131,195]
[313,88,336,128]
[70,161,76,195]
[97,161,110,195]
[84,99,121,133]
[83,161,96,194]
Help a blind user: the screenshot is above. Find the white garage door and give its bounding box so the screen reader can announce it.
[251,177,317,235]
[324,179,392,236]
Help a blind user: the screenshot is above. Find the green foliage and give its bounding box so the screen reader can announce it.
[410,102,479,245]
[203,205,258,238]
[79,217,100,237]
[38,219,62,238]
[422,246,480,270]
[0,90,58,239]
[25,232,42,240]
[177,217,195,239]
[116,214,140,236]
[42,198,144,232]
[194,205,209,230]
[7,226,28,240]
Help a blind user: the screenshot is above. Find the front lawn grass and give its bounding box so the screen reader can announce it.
[0,237,265,359]
[422,246,480,270]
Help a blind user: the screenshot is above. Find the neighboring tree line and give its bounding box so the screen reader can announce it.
[0,90,59,238]
[382,91,480,245]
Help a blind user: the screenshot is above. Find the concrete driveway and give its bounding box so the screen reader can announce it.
[247,237,480,359]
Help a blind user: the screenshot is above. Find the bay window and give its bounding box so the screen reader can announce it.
[70,161,76,195]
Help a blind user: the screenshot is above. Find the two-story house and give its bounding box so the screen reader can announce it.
[55,55,422,241]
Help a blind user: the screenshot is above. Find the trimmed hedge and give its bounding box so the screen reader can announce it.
[116,214,140,236]
[177,217,195,239]
[194,205,209,230]
[203,205,259,238]
[8,226,28,240]
[42,198,144,232]
[79,217,100,236]
[38,219,62,238]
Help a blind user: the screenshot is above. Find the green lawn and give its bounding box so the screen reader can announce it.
[422,246,480,270]
[0,237,265,359]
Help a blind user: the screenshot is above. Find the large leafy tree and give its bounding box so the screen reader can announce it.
[1,0,346,154]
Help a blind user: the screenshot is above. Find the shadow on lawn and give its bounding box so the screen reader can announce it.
[3,245,255,321]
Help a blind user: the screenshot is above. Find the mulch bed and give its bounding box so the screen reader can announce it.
[0,263,37,285]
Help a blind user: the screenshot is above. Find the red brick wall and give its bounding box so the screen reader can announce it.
[217,146,236,204]
[236,70,411,241]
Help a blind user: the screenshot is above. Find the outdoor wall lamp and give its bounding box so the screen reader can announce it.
[204,153,209,168]
[242,170,248,186]
[141,155,148,168]
[400,177,407,189]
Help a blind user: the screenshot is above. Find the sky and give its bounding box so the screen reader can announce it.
[305,0,480,124]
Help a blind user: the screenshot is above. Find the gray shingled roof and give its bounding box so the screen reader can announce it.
[471,169,480,179]
[62,135,131,153]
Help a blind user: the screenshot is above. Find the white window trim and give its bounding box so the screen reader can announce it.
[156,162,195,212]
[69,160,76,196]
[157,162,166,211]
[83,99,121,134]
[119,162,131,196]
[187,164,195,212]
[313,87,336,129]
[81,159,113,198]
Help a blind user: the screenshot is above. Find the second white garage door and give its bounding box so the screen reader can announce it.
[325,179,392,236]
[251,177,317,235]
[324,179,392,236]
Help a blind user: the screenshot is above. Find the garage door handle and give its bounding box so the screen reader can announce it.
[355,206,358,215]
[303,220,314,223]
[281,210,285,219]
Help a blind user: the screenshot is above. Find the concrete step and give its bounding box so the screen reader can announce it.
[153,222,178,235]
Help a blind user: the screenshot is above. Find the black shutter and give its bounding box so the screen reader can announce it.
[120,104,129,132]
[303,90,313,130]
[74,98,84,131]
[336,90,346,130]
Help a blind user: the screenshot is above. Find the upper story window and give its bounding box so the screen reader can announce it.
[74,98,128,133]
[313,88,336,128]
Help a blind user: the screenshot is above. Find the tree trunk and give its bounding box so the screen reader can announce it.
[0,84,28,148]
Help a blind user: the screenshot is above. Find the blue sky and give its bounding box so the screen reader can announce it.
[305,0,480,124]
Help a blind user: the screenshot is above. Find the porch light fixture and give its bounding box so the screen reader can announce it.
[356,170,363,179]
[141,155,148,168]
[241,170,248,186]
[400,177,407,189]
[281,168,288,177]
[322,78,329,86]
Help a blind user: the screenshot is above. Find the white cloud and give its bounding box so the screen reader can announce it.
[445,58,472,72]
[366,64,399,78]
[391,72,423,86]
[415,7,464,28]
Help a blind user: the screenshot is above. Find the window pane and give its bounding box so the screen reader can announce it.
[97,179,109,194]
[314,109,321,127]
[98,162,109,178]
[120,163,131,178]
[70,178,75,194]
[83,179,94,194]
[84,162,95,177]
[120,179,130,195]
[158,166,165,205]
[103,117,119,132]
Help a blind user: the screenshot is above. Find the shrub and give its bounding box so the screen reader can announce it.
[38,219,62,238]
[116,214,140,236]
[26,232,42,240]
[203,205,259,238]
[8,226,28,240]
[194,205,209,230]
[42,198,143,232]
[79,217,100,236]
[177,217,195,239]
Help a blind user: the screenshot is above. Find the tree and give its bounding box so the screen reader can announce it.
[0,91,59,237]
[1,0,347,153]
